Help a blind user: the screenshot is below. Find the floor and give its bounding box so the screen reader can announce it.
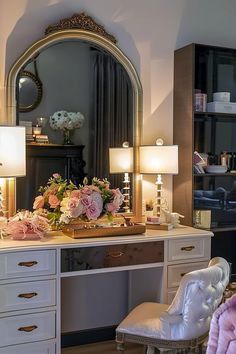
[62,341,143,354]
[62,341,207,354]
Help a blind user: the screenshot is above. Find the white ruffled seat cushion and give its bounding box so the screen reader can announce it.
[117,302,169,339]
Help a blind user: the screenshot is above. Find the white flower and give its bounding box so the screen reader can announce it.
[49,111,85,131]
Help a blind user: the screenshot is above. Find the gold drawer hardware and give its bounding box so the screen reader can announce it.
[180,246,195,252]
[18,261,38,267]
[18,325,38,332]
[18,292,38,299]
[106,251,124,258]
[181,272,187,277]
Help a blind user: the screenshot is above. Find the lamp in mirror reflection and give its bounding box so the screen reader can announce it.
[139,139,178,219]
[109,142,133,213]
[0,126,26,236]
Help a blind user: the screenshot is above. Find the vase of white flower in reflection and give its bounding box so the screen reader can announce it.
[49,110,85,145]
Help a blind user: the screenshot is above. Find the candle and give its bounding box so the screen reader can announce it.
[33,125,42,135]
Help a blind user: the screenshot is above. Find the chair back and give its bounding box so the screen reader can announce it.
[160,257,230,340]
[206,293,236,354]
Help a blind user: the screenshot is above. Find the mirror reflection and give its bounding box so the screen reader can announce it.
[16,40,134,212]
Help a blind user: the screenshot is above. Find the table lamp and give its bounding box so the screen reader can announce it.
[109,142,133,213]
[0,126,26,221]
[139,139,178,221]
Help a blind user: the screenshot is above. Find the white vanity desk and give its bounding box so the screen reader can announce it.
[0,226,212,354]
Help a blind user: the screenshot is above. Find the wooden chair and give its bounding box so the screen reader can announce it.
[116,257,230,354]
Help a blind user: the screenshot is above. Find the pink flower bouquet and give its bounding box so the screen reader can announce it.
[33,174,124,227]
[5,210,50,240]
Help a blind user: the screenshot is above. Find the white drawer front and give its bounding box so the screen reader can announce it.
[0,311,55,347]
[0,279,56,313]
[168,261,209,288]
[0,339,55,354]
[0,250,56,279]
[168,237,210,262]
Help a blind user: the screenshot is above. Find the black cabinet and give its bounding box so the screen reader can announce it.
[173,43,236,229]
[16,144,85,211]
[173,43,236,276]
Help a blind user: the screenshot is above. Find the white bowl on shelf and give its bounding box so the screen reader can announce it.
[205,165,227,174]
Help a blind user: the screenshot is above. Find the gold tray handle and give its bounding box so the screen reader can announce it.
[180,246,195,252]
[106,251,124,258]
[18,292,38,299]
[18,325,38,332]
[18,261,38,267]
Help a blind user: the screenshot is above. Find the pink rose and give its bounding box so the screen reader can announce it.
[70,205,84,218]
[33,195,45,209]
[81,186,92,195]
[48,195,60,208]
[112,189,124,207]
[68,197,79,210]
[86,201,101,220]
[67,197,84,218]
[105,202,118,213]
[81,195,92,207]
[70,190,80,198]
[89,185,101,193]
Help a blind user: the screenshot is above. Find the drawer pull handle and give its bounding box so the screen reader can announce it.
[18,292,38,299]
[18,325,38,332]
[181,246,195,252]
[18,261,38,267]
[181,272,187,277]
[106,251,124,258]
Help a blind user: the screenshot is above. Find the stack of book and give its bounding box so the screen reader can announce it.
[35,134,49,144]
[19,120,34,142]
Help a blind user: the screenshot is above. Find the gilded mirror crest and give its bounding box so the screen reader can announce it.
[45,12,117,43]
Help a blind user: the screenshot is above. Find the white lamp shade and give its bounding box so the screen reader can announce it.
[109,147,133,173]
[139,145,178,174]
[0,126,26,177]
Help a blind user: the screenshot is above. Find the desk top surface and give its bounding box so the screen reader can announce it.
[0,226,213,252]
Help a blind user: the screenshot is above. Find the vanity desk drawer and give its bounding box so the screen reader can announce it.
[61,241,164,272]
[0,311,56,347]
[167,261,209,288]
[0,250,56,279]
[0,279,56,313]
[168,237,210,262]
[0,339,55,354]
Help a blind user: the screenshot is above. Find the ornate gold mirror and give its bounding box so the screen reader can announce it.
[6,13,142,219]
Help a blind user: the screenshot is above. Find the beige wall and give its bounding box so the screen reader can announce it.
[2,0,236,209]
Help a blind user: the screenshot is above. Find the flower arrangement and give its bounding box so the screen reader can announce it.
[49,110,85,145]
[5,210,50,240]
[33,173,124,227]
[49,111,84,131]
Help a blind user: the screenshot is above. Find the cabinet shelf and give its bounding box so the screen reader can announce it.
[194,111,236,118]
[194,173,236,177]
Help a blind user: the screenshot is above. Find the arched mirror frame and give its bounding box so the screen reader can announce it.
[6,18,143,220]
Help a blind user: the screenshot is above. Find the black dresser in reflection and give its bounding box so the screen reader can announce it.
[16,144,85,211]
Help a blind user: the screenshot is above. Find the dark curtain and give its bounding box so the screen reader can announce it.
[89,48,133,190]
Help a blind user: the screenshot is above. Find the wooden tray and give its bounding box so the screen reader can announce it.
[62,223,146,239]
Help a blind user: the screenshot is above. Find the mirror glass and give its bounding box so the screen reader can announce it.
[15,38,137,213]
[18,71,42,112]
